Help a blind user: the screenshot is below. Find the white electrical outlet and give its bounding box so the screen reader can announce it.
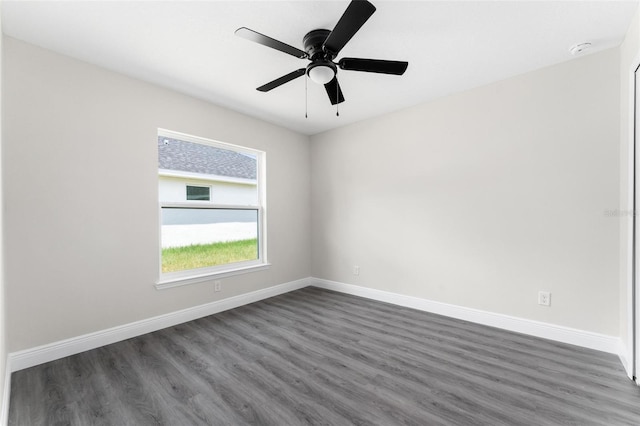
[214,281,222,292]
[353,265,360,276]
[538,291,551,306]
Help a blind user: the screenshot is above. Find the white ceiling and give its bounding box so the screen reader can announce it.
[2,1,638,135]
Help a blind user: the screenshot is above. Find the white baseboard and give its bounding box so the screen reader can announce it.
[310,278,621,355]
[7,276,625,374]
[618,340,633,379]
[9,278,310,372]
[0,357,10,426]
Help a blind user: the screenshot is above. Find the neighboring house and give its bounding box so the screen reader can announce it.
[158,136,259,248]
[158,136,257,206]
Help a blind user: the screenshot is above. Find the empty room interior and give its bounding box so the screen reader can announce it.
[3,0,640,424]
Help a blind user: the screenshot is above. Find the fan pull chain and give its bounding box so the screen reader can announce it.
[336,79,340,117]
[305,74,308,119]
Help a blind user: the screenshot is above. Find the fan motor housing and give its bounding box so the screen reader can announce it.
[303,29,332,60]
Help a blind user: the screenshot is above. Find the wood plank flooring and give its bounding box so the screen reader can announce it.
[9,287,640,425]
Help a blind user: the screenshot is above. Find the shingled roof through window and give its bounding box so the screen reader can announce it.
[158,136,256,180]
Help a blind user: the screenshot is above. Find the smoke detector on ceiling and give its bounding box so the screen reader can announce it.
[569,42,592,56]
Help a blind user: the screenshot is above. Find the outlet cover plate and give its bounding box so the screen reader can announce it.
[538,291,551,306]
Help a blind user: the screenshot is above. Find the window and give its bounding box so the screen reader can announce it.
[157,129,267,288]
[186,185,210,201]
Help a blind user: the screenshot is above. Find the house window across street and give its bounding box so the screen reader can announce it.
[157,129,268,288]
[186,185,211,201]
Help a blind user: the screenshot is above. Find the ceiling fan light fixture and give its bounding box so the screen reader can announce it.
[308,63,336,84]
[236,0,407,108]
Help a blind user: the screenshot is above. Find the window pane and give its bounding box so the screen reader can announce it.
[158,132,265,280]
[161,207,258,273]
[159,136,258,205]
[186,185,210,201]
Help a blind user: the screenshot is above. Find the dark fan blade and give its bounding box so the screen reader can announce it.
[235,27,307,59]
[324,0,376,56]
[338,57,408,75]
[257,69,306,92]
[324,77,345,105]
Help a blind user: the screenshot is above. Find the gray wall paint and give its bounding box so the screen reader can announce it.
[3,37,311,352]
[311,48,621,336]
[0,33,627,356]
[618,7,640,364]
[0,17,7,424]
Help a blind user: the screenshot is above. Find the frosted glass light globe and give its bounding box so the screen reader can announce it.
[308,65,335,84]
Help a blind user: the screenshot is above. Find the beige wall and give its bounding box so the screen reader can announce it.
[3,37,311,352]
[619,6,640,368]
[311,48,621,336]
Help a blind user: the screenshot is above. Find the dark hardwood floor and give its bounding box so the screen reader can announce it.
[9,287,640,425]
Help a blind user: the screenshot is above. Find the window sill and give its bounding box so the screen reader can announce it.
[155,263,271,290]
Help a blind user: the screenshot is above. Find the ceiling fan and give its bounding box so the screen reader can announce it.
[235,0,408,107]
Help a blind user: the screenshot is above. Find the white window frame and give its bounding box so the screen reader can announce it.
[156,129,269,290]
[185,184,212,202]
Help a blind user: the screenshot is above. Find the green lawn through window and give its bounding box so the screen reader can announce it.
[162,239,258,273]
